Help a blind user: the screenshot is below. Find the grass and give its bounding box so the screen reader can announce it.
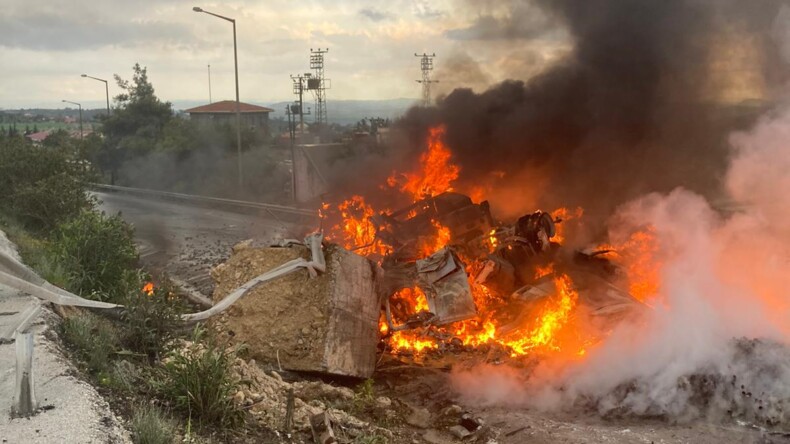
[129,405,176,444]
[156,328,245,430]
[61,311,120,375]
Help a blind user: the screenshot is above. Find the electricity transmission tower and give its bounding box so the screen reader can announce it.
[308,48,330,126]
[415,52,438,106]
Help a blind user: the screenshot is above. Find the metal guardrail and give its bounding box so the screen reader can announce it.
[90,183,318,222]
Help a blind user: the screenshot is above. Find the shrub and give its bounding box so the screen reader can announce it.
[51,210,139,302]
[120,283,184,360]
[129,405,176,444]
[61,311,120,375]
[0,135,93,232]
[157,328,244,429]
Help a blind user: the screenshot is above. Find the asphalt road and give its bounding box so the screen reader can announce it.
[95,191,299,296]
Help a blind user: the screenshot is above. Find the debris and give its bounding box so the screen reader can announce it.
[415,247,476,325]
[449,424,472,439]
[310,412,337,444]
[212,242,380,377]
[406,406,432,429]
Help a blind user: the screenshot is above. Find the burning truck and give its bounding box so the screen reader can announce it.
[212,125,653,378]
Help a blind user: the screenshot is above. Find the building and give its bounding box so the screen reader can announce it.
[185,100,274,136]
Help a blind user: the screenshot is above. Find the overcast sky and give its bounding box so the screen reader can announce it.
[0,0,569,110]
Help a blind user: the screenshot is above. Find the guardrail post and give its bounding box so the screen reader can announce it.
[13,331,37,416]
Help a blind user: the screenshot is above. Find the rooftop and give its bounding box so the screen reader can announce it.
[184,100,274,114]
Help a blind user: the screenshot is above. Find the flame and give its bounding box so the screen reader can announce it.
[389,125,459,201]
[534,263,555,279]
[333,195,392,256]
[598,226,662,302]
[142,281,154,296]
[551,207,584,244]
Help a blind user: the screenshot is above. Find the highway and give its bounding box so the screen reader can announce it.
[95,190,305,297]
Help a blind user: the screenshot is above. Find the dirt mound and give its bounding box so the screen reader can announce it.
[210,241,380,377]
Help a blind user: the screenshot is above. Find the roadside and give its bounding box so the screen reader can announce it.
[0,231,129,443]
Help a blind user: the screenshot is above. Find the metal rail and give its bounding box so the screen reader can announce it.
[90,183,318,221]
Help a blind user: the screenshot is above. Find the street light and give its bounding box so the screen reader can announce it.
[62,100,83,140]
[81,74,110,117]
[193,6,243,191]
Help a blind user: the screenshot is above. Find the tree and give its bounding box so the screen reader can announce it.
[99,63,173,181]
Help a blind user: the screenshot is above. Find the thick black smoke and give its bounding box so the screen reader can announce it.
[397,0,788,226]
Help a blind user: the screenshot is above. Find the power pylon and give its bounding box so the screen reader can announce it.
[308,48,330,126]
[415,52,438,106]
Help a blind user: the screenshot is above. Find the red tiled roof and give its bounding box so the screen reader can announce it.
[26,130,52,142]
[185,100,274,114]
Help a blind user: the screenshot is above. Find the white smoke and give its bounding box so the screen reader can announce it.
[452,103,790,424]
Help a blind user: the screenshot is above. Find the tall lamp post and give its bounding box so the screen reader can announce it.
[80,74,110,117]
[193,6,243,190]
[62,100,83,140]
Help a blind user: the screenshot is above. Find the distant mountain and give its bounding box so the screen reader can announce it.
[172,98,419,125]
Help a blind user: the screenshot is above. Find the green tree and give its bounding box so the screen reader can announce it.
[99,63,173,181]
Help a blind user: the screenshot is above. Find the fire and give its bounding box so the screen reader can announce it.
[551,207,584,244]
[142,281,154,296]
[389,125,459,201]
[326,124,613,360]
[334,195,391,256]
[599,226,662,302]
[506,275,578,355]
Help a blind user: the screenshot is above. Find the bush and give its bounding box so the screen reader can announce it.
[0,135,93,232]
[129,405,176,444]
[61,312,120,375]
[51,210,139,302]
[157,328,244,429]
[120,284,184,360]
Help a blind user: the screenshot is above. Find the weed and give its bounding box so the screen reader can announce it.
[353,378,376,413]
[61,311,120,375]
[129,405,176,444]
[156,327,244,430]
[51,210,139,302]
[354,433,389,444]
[120,283,184,360]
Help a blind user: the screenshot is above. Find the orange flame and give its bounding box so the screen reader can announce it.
[142,282,154,296]
[389,125,459,201]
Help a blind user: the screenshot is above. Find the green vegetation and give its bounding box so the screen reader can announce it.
[120,284,184,360]
[156,328,245,430]
[51,210,139,302]
[0,134,93,232]
[129,406,176,444]
[61,312,120,375]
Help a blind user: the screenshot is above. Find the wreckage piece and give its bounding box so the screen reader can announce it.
[416,247,477,325]
[373,192,494,251]
[474,255,516,296]
[211,241,380,378]
[310,412,337,444]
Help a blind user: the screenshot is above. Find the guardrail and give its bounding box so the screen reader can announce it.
[90,183,319,224]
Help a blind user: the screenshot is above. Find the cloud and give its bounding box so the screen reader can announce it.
[0,12,194,51]
[445,1,557,41]
[358,8,395,22]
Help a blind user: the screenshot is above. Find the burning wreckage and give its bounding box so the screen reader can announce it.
[211,125,652,380]
[213,192,645,380]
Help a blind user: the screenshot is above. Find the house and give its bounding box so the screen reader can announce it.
[25,130,51,145]
[185,100,274,136]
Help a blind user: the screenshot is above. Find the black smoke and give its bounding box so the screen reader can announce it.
[397,0,788,226]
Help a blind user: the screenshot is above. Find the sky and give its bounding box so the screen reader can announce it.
[0,0,570,110]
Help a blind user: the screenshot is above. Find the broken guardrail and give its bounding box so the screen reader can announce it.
[0,233,326,325]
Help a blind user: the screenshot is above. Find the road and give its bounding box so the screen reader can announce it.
[95,191,300,297]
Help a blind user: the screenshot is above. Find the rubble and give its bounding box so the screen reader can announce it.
[211,241,380,378]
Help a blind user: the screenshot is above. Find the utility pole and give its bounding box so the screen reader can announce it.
[290,74,312,142]
[308,48,330,127]
[81,74,110,117]
[415,53,438,107]
[62,100,83,140]
[207,64,212,103]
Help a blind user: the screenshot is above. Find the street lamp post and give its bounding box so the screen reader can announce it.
[193,6,243,191]
[62,100,83,140]
[80,74,110,117]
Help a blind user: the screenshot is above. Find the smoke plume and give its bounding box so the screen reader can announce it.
[396,0,788,224]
